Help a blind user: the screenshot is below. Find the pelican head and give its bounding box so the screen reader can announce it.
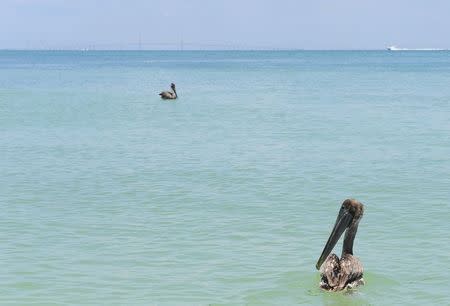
[316,199,364,270]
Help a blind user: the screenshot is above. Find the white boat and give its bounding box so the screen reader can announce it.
[387,45,445,51]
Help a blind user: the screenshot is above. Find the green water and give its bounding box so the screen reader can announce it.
[1,51,449,305]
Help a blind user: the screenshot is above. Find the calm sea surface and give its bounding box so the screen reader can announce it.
[1,51,449,305]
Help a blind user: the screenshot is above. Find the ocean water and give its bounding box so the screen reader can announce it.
[1,50,449,305]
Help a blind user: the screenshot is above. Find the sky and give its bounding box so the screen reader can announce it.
[1,0,449,50]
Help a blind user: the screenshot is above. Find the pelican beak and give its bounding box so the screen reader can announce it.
[316,208,353,270]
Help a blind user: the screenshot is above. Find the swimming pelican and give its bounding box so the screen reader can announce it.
[159,83,178,100]
[316,199,365,291]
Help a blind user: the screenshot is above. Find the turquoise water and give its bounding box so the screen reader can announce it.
[1,50,449,305]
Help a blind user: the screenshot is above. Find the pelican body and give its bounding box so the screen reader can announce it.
[316,199,365,291]
[159,83,178,100]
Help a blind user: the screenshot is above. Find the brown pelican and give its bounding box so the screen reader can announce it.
[316,199,365,291]
[159,83,178,100]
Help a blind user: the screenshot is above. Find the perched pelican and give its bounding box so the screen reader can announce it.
[159,83,178,100]
[316,199,365,291]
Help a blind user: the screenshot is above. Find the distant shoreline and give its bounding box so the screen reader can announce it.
[1,48,448,52]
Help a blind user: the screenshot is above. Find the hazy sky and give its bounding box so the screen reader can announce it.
[1,0,449,50]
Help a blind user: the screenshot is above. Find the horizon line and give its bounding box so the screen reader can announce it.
[0,48,396,51]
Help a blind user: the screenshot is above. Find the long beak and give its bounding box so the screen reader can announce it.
[315,209,352,270]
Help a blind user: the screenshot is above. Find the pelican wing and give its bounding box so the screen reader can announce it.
[319,254,340,290]
[338,254,363,290]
